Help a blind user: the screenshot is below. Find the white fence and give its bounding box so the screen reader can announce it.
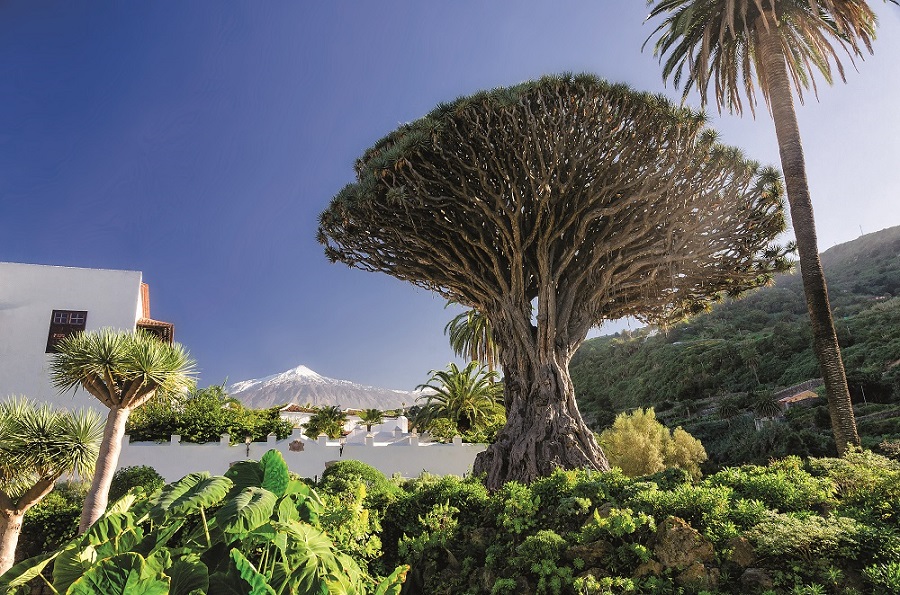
[118,429,487,482]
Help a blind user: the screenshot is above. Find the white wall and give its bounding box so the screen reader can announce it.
[118,429,488,482]
[0,262,143,411]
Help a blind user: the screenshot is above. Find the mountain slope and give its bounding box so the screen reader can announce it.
[228,365,415,410]
[571,225,900,427]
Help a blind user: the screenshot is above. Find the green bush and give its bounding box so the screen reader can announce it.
[16,481,87,562]
[319,459,399,505]
[126,384,293,443]
[108,465,165,502]
[863,560,900,595]
[707,456,835,512]
[598,408,707,479]
[746,511,864,563]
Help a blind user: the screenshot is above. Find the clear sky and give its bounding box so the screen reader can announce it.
[2,2,898,391]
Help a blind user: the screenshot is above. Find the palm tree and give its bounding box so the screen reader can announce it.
[358,408,384,433]
[644,0,894,454]
[303,405,347,439]
[0,398,102,574]
[50,329,195,533]
[753,392,784,419]
[416,362,503,433]
[444,305,499,373]
[717,398,743,424]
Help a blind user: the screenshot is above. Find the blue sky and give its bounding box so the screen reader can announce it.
[2,2,898,391]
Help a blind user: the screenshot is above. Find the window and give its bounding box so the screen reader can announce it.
[46,310,88,353]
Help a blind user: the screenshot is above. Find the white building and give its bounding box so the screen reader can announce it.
[0,262,173,411]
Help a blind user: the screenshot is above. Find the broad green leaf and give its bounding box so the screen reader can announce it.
[215,487,277,538]
[276,494,300,524]
[167,554,209,595]
[229,549,276,595]
[149,472,232,522]
[82,512,135,546]
[106,491,138,515]
[209,571,251,595]
[52,543,97,594]
[281,481,324,524]
[269,521,347,593]
[260,449,290,497]
[134,518,186,557]
[0,550,58,591]
[65,552,169,595]
[374,565,410,595]
[224,461,264,498]
[145,549,172,578]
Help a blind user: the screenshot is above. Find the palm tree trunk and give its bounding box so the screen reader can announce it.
[758,21,860,454]
[79,406,130,533]
[0,510,24,575]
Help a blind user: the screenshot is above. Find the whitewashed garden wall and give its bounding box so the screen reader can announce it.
[118,428,487,482]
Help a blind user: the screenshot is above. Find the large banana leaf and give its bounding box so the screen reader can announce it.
[148,472,232,522]
[52,544,97,594]
[215,487,277,539]
[65,552,169,595]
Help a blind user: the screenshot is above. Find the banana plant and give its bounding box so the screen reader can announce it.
[0,450,407,595]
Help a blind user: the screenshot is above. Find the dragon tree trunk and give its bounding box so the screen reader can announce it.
[473,301,609,490]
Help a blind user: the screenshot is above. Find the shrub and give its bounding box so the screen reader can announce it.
[319,459,398,505]
[598,408,707,479]
[16,481,87,562]
[108,465,165,502]
[126,384,293,443]
[746,511,864,562]
[863,561,900,595]
[707,456,835,512]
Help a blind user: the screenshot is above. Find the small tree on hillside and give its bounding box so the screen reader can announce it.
[319,74,789,488]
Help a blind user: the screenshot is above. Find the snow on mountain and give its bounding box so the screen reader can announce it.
[228,364,417,411]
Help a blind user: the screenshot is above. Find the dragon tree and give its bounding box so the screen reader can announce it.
[318,74,789,489]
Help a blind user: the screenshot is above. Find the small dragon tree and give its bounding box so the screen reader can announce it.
[319,74,789,489]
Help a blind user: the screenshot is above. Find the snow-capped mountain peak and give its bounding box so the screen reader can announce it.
[227,364,415,411]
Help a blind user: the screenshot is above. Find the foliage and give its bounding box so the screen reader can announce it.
[597,408,707,479]
[16,482,87,563]
[108,466,165,503]
[8,449,900,593]
[127,384,293,444]
[571,181,900,469]
[50,328,196,531]
[0,398,103,574]
[303,405,347,439]
[358,409,384,432]
[416,362,503,434]
[707,457,835,513]
[50,329,196,408]
[444,305,499,372]
[1,450,407,594]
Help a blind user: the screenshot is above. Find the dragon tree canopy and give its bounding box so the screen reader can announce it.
[319,73,790,487]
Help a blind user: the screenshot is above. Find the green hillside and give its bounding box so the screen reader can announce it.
[572,225,900,462]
